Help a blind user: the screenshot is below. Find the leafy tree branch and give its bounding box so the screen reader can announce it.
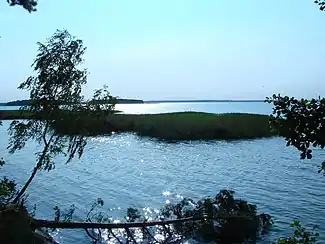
[266,94,325,175]
[7,29,116,204]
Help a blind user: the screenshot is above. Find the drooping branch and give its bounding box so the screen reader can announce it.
[7,30,95,203]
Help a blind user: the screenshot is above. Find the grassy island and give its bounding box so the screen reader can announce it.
[0,110,275,141]
[83,112,275,140]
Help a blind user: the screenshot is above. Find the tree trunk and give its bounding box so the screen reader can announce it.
[12,163,42,204]
[12,143,49,204]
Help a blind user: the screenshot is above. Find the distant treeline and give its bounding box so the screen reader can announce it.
[4,99,144,106]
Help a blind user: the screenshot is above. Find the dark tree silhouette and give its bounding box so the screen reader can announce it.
[266,95,325,175]
[5,0,325,14]
[7,29,116,204]
[315,0,325,11]
[36,190,272,243]
[6,0,37,12]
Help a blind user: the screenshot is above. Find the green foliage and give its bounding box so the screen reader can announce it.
[0,163,22,206]
[81,84,117,120]
[86,198,109,224]
[53,205,75,223]
[159,189,272,243]
[7,29,91,203]
[8,29,88,168]
[89,85,116,111]
[0,110,30,120]
[125,207,141,222]
[266,94,325,175]
[6,0,37,12]
[277,220,319,244]
[82,190,272,243]
[43,205,75,233]
[0,143,18,206]
[0,175,18,206]
[19,29,87,105]
[53,112,275,140]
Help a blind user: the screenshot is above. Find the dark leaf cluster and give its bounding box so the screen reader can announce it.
[314,0,325,11]
[0,161,18,206]
[53,205,75,223]
[266,94,325,175]
[7,0,37,12]
[8,29,89,170]
[0,177,17,206]
[51,190,272,243]
[6,29,96,203]
[277,220,319,244]
[124,189,272,243]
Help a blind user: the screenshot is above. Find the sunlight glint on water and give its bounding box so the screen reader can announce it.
[0,102,324,243]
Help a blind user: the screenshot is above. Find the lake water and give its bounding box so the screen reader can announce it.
[1,102,325,243]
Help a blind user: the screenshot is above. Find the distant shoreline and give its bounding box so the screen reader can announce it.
[0,98,145,106]
[143,100,265,104]
[0,99,265,106]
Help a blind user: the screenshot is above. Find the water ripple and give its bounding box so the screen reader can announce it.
[0,124,325,243]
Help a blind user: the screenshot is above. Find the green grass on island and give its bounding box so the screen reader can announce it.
[103,112,275,140]
[0,110,275,141]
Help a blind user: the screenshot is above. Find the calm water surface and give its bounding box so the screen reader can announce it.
[0,102,324,243]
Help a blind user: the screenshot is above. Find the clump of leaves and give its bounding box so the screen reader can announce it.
[266,94,325,175]
[8,29,94,204]
[0,176,18,206]
[53,205,75,223]
[120,189,273,243]
[7,0,38,12]
[315,0,325,11]
[86,198,108,224]
[41,204,76,233]
[3,28,115,208]
[277,220,319,244]
[53,84,117,137]
[125,208,141,223]
[0,156,18,207]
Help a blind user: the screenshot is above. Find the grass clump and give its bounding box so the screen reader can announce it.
[54,111,275,141]
[0,110,275,141]
[0,110,32,120]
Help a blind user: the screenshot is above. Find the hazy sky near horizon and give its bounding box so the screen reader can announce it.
[0,0,325,101]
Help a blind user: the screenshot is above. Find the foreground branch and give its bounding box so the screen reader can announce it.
[32,215,254,229]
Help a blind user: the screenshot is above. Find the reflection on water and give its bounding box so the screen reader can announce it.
[0,102,324,243]
[1,125,325,243]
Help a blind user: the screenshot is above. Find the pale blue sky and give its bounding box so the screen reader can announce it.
[0,0,325,101]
